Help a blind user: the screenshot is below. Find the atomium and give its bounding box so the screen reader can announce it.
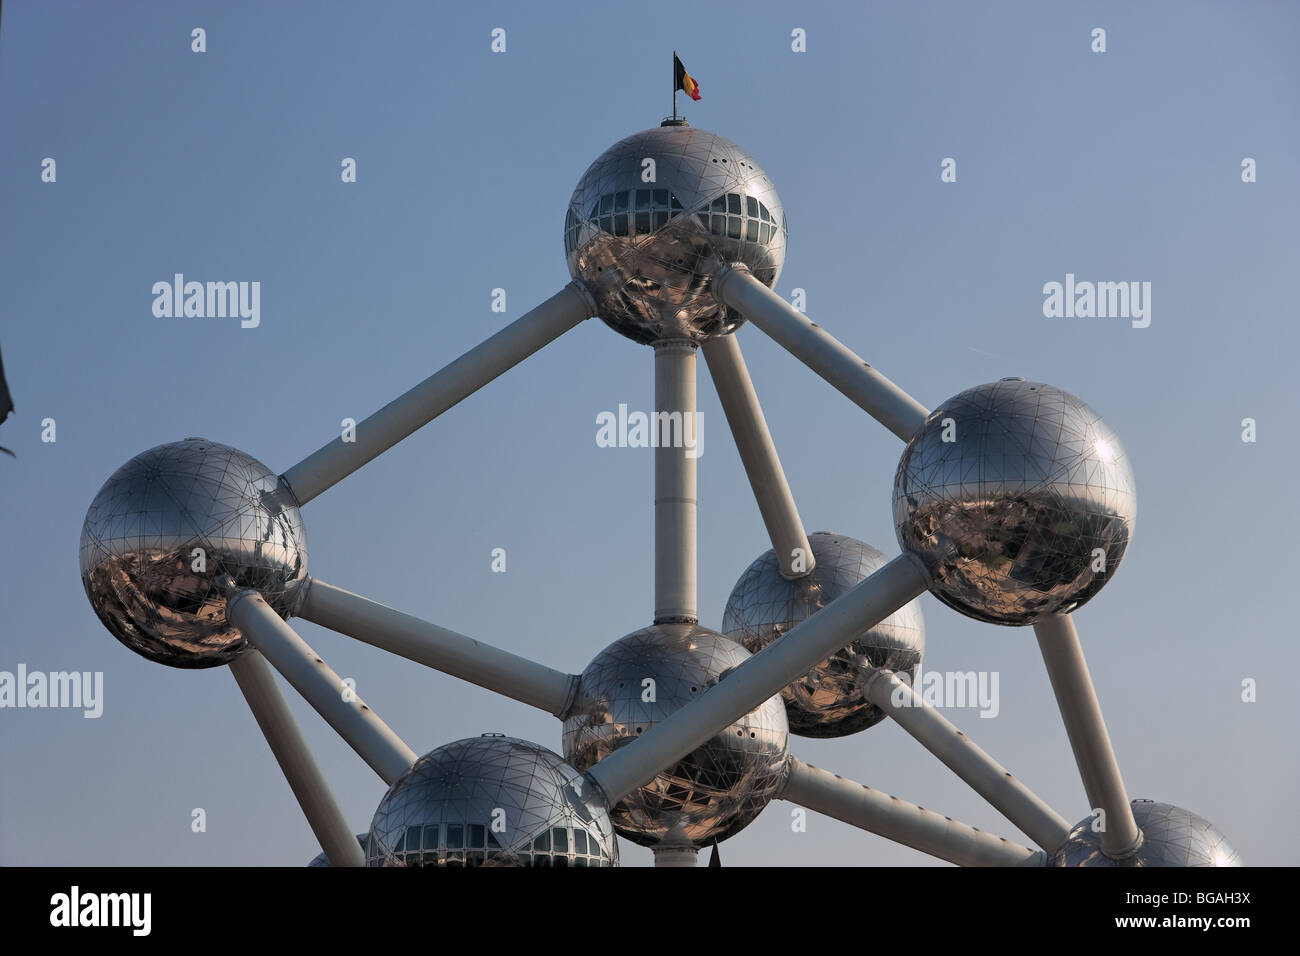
[1052,801,1243,867]
[80,112,1240,869]
[366,735,617,867]
[79,438,308,668]
[722,532,925,737]
[894,379,1136,626]
[562,624,789,848]
[566,122,786,345]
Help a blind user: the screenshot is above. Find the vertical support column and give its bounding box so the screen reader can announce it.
[652,824,698,867]
[229,651,366,867]
[653,846,699,867]
[654,339,698,624]
[1033,613,1142,858]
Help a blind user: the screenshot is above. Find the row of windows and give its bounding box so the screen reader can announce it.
[530,824,609,857]
[384,823,611,866]
[697,212,777,244]
[390,849,612,868]
[565,191,783,255]
[392,822,501,853]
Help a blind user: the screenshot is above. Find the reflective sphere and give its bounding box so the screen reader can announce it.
[563,624,789,848]
[79,438,308,668]
[306,834,367,867]
[893,380,1136,626]
[1052,800,1243,867]
[565,122,786,345]
[366,735,618,867]
[722,532,925,738]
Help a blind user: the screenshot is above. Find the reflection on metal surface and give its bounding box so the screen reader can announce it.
[563,623,788,847]
[307,834,367,867]
[722,533,925,737]
[894,380,1136,626]
[1052,800,1243,866]
[80,438,308,668]
[366,735,617,867]
[566,123,786,344]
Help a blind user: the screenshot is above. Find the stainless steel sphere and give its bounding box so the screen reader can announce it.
[565,122,786,345]
[1052,800,1243,867]
[893,380,1136,626]
[79,438,308,668]
[307,834,367,867]
[562,624,789,848]
[366,735,618,867]
[722,532,925,738]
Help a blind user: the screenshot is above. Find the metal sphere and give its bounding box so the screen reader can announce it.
[306,834,367,867]
[366,735,618,867]
[893,379,1136,626]
[722,532,925,738]
[565,122,786,345]
[562,623,789,848]
[79,438,308,668]
[1052,800,1243,867]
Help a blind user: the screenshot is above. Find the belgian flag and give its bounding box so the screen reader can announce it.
[0,344,13,458]
[674,53,701,101]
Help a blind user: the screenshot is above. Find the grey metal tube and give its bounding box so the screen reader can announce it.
[586,552,930,803]
[701,333,813,579]
[652,825,699,867]
[1034,613,1141,857]
[297,577,576,718]
[227,590,417,785]
[780,757,1039,867]
[229,651,365,867]
[654,340,698,624]
[713,265,930,441]
[864,669,1072,853]
[281,283,593,504]
[653,846,699,867]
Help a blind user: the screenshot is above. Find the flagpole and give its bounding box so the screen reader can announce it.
[672,50,677,120]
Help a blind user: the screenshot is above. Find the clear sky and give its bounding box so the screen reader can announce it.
[1,0,1297,866]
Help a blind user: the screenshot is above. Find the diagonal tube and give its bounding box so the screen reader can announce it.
[713,264,930,441]
[1033,613,1141,857]
[863,669,1071,852]
[229,650,366,867]
[281,282,594,504]
[701,333,813,579]
[227,589,417,785]
[780,757,1039,866]
[585,552,930,803]
[296,577,576,718]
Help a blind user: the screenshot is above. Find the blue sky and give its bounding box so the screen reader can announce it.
[1,0,1297,866]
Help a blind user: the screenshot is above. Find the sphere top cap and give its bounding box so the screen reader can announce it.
[565,123,786,344]
[366,735,618,867]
